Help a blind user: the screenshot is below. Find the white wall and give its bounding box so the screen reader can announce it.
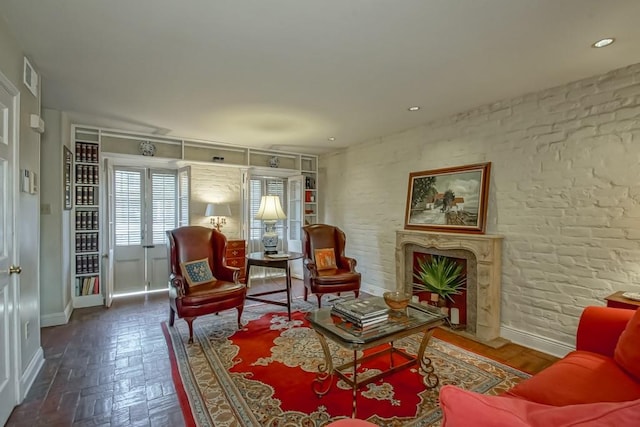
[188,164,243,239]
[320,63,640,354]
[40,109,72,326]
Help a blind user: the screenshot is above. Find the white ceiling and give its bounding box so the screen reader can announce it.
[1,0,639,154]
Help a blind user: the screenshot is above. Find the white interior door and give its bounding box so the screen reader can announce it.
[113,167,176,295]
[0,75,18,426]
[287,175,303,279]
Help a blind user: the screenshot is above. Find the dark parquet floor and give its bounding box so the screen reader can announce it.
[7,277,558,426]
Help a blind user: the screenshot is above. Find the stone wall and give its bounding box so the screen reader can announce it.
[320,63,640,353]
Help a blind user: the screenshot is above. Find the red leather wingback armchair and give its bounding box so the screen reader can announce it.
[302,224,361,307]
[166,226,246,343]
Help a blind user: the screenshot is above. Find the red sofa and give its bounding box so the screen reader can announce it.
[440,306,640,426]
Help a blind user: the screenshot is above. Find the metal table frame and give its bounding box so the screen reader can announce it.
[306,302,445,418]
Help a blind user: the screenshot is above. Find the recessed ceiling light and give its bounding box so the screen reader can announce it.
[328,137,336,141]
[408,106,420,111]
[591,38,615,48]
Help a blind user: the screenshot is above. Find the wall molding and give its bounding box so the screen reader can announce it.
[500,325,573,358]
[20,346,44,402]
[40,300,73,327]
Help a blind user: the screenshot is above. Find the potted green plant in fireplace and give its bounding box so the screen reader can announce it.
[413,255,466,308]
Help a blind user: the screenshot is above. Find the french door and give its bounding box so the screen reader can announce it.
[112,167,177,295]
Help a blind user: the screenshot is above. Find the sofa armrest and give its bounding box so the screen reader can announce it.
[576,306,634,357]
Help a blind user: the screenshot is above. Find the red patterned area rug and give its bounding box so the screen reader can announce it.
[162,301,529,426]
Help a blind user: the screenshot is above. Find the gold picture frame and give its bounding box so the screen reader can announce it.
[404,162,491,234]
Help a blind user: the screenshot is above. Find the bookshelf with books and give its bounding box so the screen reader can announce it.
[72,126,103,308]
[302,156,318,225]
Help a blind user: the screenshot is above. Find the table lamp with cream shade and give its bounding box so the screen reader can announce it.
[255,195,287,254]
[205,203,232,232]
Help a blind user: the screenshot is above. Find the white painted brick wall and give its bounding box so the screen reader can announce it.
[189,165,243,239]
[320,63,640,348]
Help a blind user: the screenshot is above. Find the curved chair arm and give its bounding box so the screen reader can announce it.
[340,256,357,272]
[169,273,187,297]
[303,258,319,277]
[215,264,240,284]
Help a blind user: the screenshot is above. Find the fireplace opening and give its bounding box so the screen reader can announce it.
[407,246,477,334]
[412,253,468,328]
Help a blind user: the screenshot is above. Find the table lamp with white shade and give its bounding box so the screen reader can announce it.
[255,195,287,254]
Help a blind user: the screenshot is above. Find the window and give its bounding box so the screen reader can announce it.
[151,172,177,244]
[248,177,286,252]
[114,168,177,246]
[177,167,190,227]
[114,170,142,246]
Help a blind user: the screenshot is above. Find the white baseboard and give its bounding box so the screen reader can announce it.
[500,325,574,358]
[19,346,44,402]
[40,300,73,327]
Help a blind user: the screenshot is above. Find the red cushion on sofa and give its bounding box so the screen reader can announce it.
[506,351,640,405]
[440,385,640,427]
[614,307,640,381]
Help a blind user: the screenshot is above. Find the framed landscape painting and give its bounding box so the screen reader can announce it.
[404,162,491,234]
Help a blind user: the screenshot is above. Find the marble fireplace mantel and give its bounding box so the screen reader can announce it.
[395,230,504,343]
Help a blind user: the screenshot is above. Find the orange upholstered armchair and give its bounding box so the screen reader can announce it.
[302,224,361,307]
[166,226,247,343]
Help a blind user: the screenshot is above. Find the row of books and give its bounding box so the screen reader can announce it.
[76,186,98,205]
[76,211,99,230]
[76,254,99,274]
[76,276,100,296]
[331,298,389,329]
[76,164,99,185]
[75,142,99,163]
[75,232,99,253]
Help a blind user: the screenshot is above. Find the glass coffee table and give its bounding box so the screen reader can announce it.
[305,299,446,418]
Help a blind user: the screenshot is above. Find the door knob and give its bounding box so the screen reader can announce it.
[9,265,21,274]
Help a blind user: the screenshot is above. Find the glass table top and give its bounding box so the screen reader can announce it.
[305,297,446,348]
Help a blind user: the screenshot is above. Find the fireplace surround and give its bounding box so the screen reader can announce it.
[396,230,504,343]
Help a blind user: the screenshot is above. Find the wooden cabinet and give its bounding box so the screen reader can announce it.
[226,239,246,283]
[605,291,640,310]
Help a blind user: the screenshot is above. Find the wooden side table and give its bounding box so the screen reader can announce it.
[605,291,640,310]
[226,239,246,283]
[245,252,304,320]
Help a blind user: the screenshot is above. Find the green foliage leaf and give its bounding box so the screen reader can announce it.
[413,255,466,302]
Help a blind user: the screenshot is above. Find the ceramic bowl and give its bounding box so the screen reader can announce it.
[383,291,412,311]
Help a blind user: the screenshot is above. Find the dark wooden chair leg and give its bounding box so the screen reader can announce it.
[304,286,309,301]
[316,294,322,308]
[185,317,195,344]
[354,290,360,299]
[169,307,176,326]
[236,306,244,329]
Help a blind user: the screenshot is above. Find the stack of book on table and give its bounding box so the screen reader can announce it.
[331,298,389,329]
